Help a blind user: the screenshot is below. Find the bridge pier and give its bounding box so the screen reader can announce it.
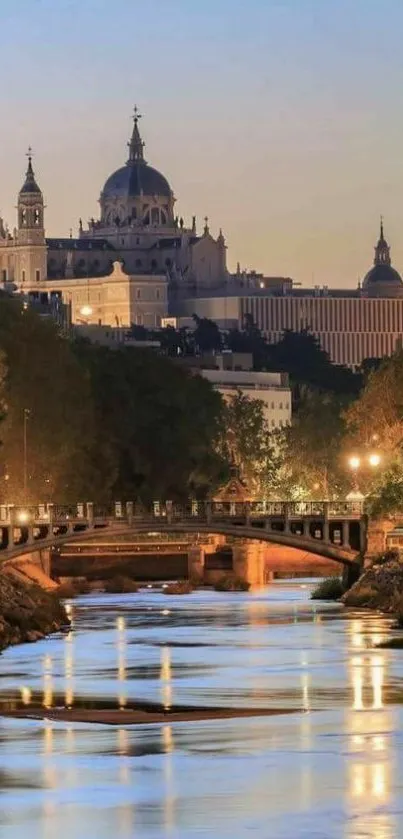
[233,541,265,588]
[188,545,205,582]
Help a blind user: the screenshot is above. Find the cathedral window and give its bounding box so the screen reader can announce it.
[34,209,41,226]
[151,259,158,270]
[151,208,159,225]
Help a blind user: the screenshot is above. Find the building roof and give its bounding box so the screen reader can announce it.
[102,162,171,200]
[46,238,115,251]
[19,155,42,196]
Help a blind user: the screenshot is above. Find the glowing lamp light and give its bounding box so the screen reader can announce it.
[349,456,361,470]
[368,453,381,467]
[17,510,29,524]
[79,304,93,318]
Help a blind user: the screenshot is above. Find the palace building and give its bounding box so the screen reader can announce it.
[0,110,228,327]
[176,221,403,368]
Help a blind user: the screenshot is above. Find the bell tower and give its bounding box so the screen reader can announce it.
[16,149,47,288]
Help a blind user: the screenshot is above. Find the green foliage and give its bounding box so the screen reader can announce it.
[366,463,403,518]
[311,577,344,600]
[275,388,350,499]
[192,314,222,353]
[218,390,281,495]
[0,293,228,503]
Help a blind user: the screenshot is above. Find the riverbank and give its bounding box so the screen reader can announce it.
[0,569,69,651]
[342,556,403,613]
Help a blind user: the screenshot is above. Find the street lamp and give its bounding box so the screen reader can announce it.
[23,408,30,499]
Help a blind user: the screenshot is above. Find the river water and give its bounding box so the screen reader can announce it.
[1,580,403,838]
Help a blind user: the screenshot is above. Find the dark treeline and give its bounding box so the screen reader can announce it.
[0,295,227,503]
[0,296,384,505]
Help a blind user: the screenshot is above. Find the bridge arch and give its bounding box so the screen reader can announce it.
[2,521,360,569]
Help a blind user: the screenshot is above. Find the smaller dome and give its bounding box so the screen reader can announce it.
[362,220,403,296]
[362,263,403,289]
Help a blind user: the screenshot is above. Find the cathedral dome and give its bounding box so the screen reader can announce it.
[101,110,172,201]
[102,161,171,200]
[362,220,403,296]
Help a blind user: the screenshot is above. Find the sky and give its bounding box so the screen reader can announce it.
[1,0,403,287]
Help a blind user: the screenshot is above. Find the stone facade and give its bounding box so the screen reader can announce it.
[0,111,228,328]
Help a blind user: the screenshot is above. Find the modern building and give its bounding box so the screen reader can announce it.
[0,110,228,327]
[198,353,291,430]
[176,222,403,368]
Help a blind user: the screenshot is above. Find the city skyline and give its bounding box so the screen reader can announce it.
[2,0,403,287]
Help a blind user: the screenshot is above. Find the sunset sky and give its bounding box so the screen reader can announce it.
[1,0,403,287]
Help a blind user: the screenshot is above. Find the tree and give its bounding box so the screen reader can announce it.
[345,350,403,455]
[192,315,222,353]
[218,391,281,496]
[73,341,227,501]
[275,388,350,499]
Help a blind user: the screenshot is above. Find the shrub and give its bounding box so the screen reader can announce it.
[373,549,400,566]
[214,576,250,592]
[103,575,138,594]
[163,580,193,595]
[311,577,344,601]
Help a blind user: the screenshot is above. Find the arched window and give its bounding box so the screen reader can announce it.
[143,212,150,226]
[151,208,159,225]
[279,402,283,410]
[161,211,167,225]
[131,207,137,220]
[151,259,158,270]
[165,258,172,268]
[20,209,26,227]
[34,209,41,226]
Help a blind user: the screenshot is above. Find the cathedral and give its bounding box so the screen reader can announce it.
[0,110,228,327]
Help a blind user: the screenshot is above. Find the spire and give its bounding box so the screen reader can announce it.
[203,216,209,236]
[20,147,42,195]
[127,106,145,163]
[374,215,391,266]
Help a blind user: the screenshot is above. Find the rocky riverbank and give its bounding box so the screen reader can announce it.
[342,556,403,613]
[0,570,69,651]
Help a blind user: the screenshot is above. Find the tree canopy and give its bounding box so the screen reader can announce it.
[0,294,228,503]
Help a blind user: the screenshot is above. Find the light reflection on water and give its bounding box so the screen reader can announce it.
[1,580,403,838]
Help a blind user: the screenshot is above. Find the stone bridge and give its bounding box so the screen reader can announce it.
[0,501,366,584]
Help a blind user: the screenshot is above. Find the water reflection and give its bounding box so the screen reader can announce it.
[2,584,403,838]
[350,653,385,711]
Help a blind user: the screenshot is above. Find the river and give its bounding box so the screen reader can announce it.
[1,580,403,838]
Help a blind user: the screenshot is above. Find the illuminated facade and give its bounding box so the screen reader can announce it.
[0,111,228,327]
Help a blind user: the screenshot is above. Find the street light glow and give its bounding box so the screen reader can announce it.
[369,453,381,467]
[79,305,93,317]
[17,510,29,524]
[349,456,361,470]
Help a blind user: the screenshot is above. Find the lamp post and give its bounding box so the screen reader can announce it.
[347,452,381,497]
[23,408,30,499]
